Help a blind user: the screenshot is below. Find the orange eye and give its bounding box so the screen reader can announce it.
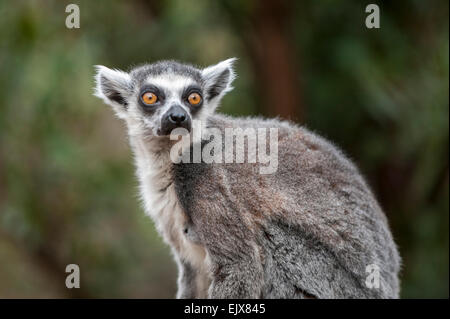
[141,92,158,105]
[188,92,202,106]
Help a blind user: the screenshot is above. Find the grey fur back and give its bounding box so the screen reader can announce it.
[173,113,401,298]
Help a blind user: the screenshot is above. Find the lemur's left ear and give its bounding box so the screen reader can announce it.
[94,65,132,119]
[202,58,237,102]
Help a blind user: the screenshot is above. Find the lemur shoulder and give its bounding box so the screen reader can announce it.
[94,58,401,299]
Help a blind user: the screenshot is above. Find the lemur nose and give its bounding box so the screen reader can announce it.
[159,104,191,136]
[169,112,186,124]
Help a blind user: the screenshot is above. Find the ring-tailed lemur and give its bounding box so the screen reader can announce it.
[94,58,401,299]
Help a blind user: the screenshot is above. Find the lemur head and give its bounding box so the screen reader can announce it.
[94,58,236,137]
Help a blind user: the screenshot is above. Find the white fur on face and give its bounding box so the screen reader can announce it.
[124,74,197,137]
[146,74,196,114]
[138,74,197,135]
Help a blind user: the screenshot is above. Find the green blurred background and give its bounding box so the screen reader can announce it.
[0,0,448,298]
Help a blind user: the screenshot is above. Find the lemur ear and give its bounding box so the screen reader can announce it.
[202,58,237,102]
[94,65,132,118]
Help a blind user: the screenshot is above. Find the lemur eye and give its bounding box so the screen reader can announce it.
[141,92,158,105]
[188,92,202,106]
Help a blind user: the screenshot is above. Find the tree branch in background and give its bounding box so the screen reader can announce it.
[220,0,304,121]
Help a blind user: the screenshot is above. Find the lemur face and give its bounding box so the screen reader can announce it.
[94,59,236,137]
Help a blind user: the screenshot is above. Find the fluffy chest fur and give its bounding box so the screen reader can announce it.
[130,136,209,273]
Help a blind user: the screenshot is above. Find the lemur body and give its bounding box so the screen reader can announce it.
[131,135,211,298]
[94,59,401,298]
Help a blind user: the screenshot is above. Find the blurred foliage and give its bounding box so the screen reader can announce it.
[0,0,448,298]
